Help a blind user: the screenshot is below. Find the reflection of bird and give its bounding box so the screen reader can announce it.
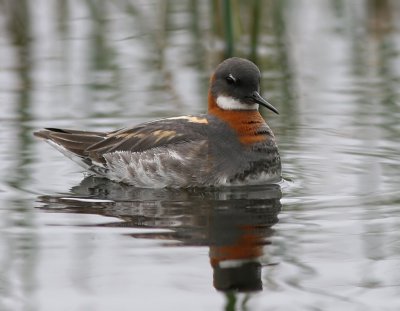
[38,176,282,292]
[34,57,281,187]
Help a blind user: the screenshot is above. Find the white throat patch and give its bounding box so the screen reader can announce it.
[216,95,259,111]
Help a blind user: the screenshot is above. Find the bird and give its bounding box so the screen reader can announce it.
[34,57,281,188]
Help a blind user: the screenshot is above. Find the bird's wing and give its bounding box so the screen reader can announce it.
[34,128,108,158]
[34,115,211,167]
[85,116,208,154]
[83,115,210,161]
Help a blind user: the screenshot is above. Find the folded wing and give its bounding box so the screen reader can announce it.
[34,115,209,168]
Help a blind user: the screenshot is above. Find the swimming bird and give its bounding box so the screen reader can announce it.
[34,57,281,188]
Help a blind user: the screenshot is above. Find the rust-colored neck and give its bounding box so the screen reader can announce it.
[208,91,268,145]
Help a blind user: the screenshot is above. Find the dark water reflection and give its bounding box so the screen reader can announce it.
[38,178,282,293]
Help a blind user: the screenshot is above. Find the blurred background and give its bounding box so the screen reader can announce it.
[0,0,400,310]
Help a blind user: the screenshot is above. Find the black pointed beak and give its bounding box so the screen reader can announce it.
[250,91,279,115]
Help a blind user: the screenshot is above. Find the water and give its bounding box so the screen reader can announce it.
[1,1,400,310]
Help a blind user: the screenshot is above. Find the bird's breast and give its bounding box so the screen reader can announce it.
[208,109,274,145]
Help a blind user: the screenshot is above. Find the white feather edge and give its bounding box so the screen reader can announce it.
[45,140,92,170]
[216,95,258,110]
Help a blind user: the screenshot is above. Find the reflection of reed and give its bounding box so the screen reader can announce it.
[1,2,37,308]
[250,0,261,61]
[212,0,266,60]
[367,0,392,35]
[222,0,234,58]
[0,0,298,117]
[2,0,34,188]
[38,176,282,293]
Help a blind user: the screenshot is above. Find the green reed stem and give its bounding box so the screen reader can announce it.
[223,0,234,57]
[250,0,261,61]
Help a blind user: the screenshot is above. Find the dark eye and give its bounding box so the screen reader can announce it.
[226,74,236,85]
